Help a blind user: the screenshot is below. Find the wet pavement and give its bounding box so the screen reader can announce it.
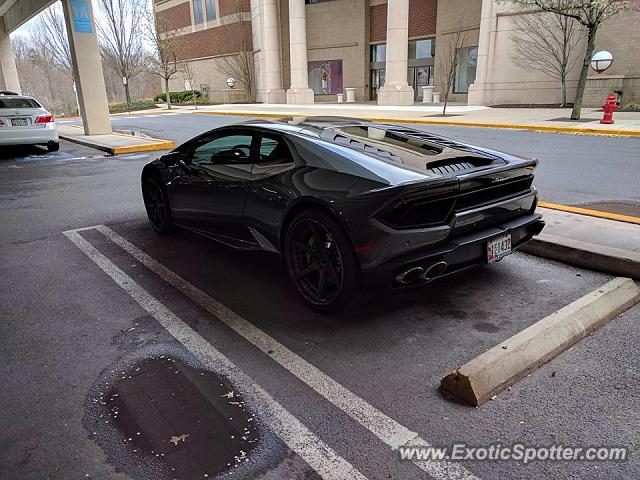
[86,351,261,480]
[0,140,107,164]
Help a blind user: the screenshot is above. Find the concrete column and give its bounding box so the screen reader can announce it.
[0,20,21,94]
[250,0,264,102]
[377,0,413,105]
[467,0,495,105]
[259,0,286,103]
[61,0,111,134]
[285,0,314,104]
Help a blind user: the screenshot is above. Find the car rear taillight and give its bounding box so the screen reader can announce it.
[0,119,4,127]
[35,114,54,123]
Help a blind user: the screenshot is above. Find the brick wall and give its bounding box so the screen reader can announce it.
[219,0,251,17]
[408,0,437,38]
[157,2,192,30]
[370,3,386,42]
[370,0,437,42]
[175,22,253,60]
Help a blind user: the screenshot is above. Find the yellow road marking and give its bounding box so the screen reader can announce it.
[539,201,640,225]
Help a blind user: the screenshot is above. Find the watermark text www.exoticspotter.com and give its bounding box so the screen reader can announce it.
[399,444,629,464]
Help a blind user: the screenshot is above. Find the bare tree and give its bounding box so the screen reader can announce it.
[436,23,468,116]
[502,0,633,119]
[143,5,180,110]
[31,30,58,107]
[219,0,255,102]
[97,0,147,106]
[510,5,584,107]
[180,62,200,109]
[37,4,74,81]
[11,32,77,115]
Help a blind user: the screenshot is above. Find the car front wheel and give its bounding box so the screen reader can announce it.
[143,176,173,234]
[284,209,363,312]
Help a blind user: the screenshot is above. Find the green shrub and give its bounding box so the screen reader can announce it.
[109,100,158,113]
[619,104,640,112]
[154,90,202,103]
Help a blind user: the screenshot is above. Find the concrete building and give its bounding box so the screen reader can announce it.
[1,0,112,134]
[156,0,640,107]
[1,1,637,111]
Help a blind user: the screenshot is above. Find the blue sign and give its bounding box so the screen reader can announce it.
[71,0,93,33]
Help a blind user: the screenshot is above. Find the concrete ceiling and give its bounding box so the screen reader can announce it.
[1,0,55,34]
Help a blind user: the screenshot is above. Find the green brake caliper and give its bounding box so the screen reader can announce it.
[305,235,316,264]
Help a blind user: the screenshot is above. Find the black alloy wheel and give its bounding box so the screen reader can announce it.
[285,209,362,311]
[143,177,173,234]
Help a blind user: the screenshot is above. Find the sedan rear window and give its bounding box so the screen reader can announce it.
[0,98,41,108]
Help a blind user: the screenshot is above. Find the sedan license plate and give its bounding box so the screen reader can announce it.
[11,118,29,127]
[487,233,512,263]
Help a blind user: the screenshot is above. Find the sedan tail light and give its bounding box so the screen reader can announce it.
[0,119,5,127]
[35,114,54,123]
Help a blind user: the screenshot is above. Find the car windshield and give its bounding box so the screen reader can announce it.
[0,98,41,108]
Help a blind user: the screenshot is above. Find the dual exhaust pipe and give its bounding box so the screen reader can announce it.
[395,261,448,285]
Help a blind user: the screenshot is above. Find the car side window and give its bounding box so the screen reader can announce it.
[191,134,254,165]
[257,135,293,165]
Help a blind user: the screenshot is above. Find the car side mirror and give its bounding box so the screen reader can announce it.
[161,151,183,167]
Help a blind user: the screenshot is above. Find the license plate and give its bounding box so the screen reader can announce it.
[11,118,29,126]
[487,233,512,263]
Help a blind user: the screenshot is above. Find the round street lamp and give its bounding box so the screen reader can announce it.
[590,51,614,74]
[226,77,237,88]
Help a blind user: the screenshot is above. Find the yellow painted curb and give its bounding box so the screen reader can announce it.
[539,201,640,225]
[60,125,175,155]
[111,141,176,155]
[190,110,640,137]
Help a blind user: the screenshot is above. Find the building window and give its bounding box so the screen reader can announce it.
[193,0,203,24]
[409,38,435,60]
[308,60,344,95]
[370,44,386,63]
[205,0,216,21]
[454,46,478,93]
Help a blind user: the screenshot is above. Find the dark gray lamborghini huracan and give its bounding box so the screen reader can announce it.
[141,117,544,311]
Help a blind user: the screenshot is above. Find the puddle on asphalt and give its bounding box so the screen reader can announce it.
[87,353,263,479]
[472,321,501,333]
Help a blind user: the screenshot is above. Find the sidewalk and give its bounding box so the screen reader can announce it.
[523,207,640,278]
[182,102,640,136]
[57,124,175,155]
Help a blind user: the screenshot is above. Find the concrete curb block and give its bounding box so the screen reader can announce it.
[59,133,175,155]
[520,234,640,279]
[189,110,640,137]
[440,277,640,406]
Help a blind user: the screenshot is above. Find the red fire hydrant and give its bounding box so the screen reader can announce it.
[600,94,618,124]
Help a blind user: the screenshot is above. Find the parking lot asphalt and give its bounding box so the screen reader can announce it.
[1,140,639,479]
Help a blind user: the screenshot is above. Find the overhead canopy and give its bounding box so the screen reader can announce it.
[0,0,55,33]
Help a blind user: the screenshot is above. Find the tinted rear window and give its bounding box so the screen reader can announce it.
[0,98,41,108]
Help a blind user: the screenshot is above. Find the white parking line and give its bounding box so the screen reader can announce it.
[63,229,367,480]
[95,225,479,480]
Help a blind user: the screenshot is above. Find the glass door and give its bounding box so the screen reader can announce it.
[370,69,385,101]
[414,66,432,101]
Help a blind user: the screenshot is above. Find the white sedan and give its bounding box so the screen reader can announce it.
[0,92,59,152]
